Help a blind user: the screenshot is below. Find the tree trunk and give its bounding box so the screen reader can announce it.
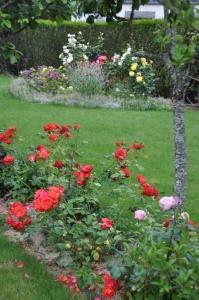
[173,100,186,208]
[172,71,190,209]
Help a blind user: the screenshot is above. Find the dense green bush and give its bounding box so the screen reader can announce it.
[7,19,172,97]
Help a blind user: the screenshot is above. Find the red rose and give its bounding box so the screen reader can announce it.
[49,134,58,142]
[102,274,120,299]
[102,286,116,299]
[10,202,27,218]
[38,146,49,160]
[43,123,59,132]
[58,274,68,283]
[60,125,69,134]
[28,153,37,162]
[163,218,170,228]
[136,173,147,185]
[53,160,64,168]
[68,124,73,129]
[81,166,93,179]
[6,215,24,231]
[65,132,71,139]
[132,143,144,150]
[3,155,15,165]
[120,167,131,178]
[116,141,125,147]
[23,217,31,226]
[100,218,112,230]
[115,148,127,161]
[48,186,64,208]
[142,183,158,199]
[74,123,80,130]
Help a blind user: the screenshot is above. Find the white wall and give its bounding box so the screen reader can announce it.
[72,4,199,21]
[117,4,164,19]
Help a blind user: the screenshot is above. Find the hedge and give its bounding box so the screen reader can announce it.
[9,19,172,97]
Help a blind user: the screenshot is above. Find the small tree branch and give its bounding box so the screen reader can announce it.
[12,2,52,35]
[0,0,17,10]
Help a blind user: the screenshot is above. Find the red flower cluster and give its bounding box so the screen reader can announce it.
[100,218,112,230]
[43,123,60,132]
[34,186,64,212]
[115,148,127,161]
[132,142,144,150]
[53,160,64,168]
[58,274,80,293]
[136,173,158,199]
[49,133,58,142]
[28,145,49,162]
[3,155,15,166]
[43,123,80,139]
[74,164,93,186]
[120,166,131,178]
[6,202,31,231]
[116,141,125,147]
[0,126,16,144]
[102,274,120,299]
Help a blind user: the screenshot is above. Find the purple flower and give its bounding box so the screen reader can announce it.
[159,196,179,212]
[134,210,146,220]
[23,69,32,77]
[47,70,60,79]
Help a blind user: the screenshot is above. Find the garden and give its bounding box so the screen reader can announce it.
[0,1,199,300]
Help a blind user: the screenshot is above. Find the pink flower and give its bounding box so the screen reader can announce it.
[134,210,146,220]
[159,196,179,212]
[16,261,24,268]
[96,55,107,65]
[100,218,112,230]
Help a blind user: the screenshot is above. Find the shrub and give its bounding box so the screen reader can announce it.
[69,62,106,97]
[1,123,198,299]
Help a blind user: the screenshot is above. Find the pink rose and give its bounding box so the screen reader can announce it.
[159,196,179,212]
[134,210,146,220]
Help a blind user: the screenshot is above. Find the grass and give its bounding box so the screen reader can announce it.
[0,232,73,300]
[0,74,199,298]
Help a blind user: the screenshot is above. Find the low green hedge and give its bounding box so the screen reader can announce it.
[9,19,172,96]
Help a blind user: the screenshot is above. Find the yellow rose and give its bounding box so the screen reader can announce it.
[129,71,135,77]
[141,57,146,64]
[131,63,138,71]
[41,67,48,74]
[136,76,143,83]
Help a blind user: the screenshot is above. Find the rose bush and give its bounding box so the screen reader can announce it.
[1,124,198,299]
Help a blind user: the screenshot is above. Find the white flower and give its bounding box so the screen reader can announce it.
[115,88,120,92]
[83,54,88,61]
[118,61,122,66]
[67,86,74,91]
[131,56,138,61]
[63,48,70,54]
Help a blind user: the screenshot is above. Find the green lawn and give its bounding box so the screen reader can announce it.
[0,233,73,300]
[0,74,199,298]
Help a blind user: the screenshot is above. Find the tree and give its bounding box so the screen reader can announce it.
[77,0,199,207]
[0,0,79,63]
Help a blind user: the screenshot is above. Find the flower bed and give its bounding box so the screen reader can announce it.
[10,32,172,111]
[0,124,199,299]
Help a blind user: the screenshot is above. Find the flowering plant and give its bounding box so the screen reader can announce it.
[20,66,72,94]
[104,46,157,97]
[59,32,105,67]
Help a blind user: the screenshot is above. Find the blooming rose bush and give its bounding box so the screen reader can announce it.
[59,32,105,66]
[103,46,157,98]
[1,124,198,299]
